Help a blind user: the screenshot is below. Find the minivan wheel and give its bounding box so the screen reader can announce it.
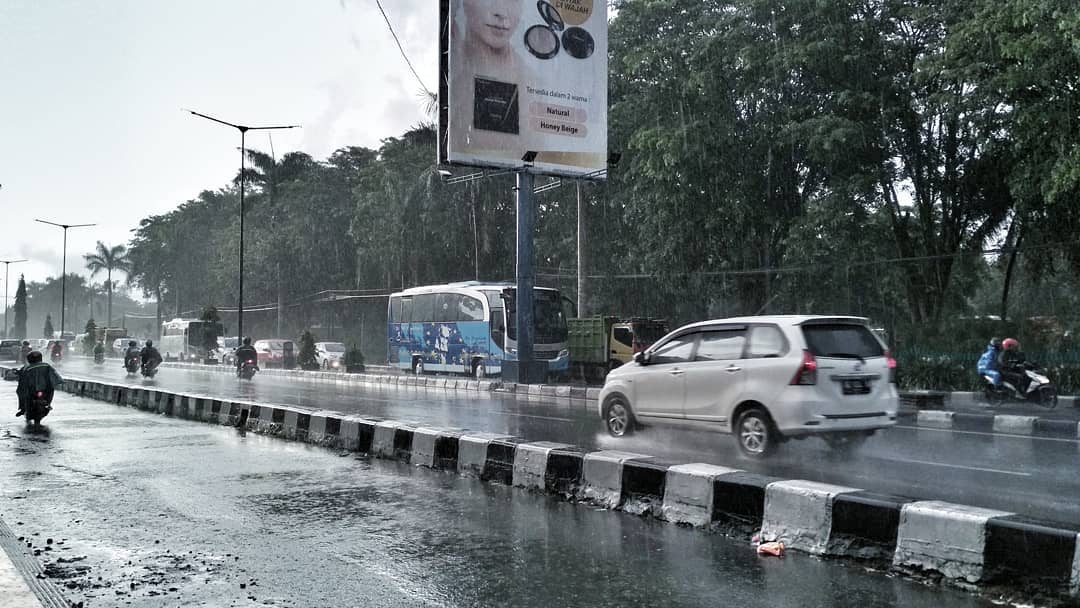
[735,407,776,458]
[412,358,425,375]
[823,432,869,453]
[604,397,635,437]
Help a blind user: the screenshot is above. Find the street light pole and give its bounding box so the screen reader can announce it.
[187,110,299,344]
[35,219,95,337]
[0,259,27,338]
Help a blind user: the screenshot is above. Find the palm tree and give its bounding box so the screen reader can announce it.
[84,241,132,330]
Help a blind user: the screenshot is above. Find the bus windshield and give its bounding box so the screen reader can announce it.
[505,289,568,343]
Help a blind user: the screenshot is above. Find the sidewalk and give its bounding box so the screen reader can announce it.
[0,519,45,608]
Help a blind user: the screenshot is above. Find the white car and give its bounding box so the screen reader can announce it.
[314,342,347,370]
[598,315,899,457]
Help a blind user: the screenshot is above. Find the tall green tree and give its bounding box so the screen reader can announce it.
[84,241,132,330]
[13,275,27,339]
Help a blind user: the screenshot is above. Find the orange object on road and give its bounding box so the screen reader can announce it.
[756,541,785,557]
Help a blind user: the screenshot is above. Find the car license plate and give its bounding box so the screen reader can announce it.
[842,379,870,395]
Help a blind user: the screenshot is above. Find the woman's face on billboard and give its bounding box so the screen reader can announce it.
[462,0,522,51]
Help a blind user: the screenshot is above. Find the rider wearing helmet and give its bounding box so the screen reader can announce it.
[18,341,31,365]
[234,337,258,372]
[140,340,162,370]
[977,338,1002,386]
[997,338,1026,390]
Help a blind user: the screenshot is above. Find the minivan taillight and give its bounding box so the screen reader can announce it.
[886,350,898,383]
[790,350,817,385]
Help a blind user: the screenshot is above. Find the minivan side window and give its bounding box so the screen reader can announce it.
[650,334,696,364]
[747,325,787,358]
[695,329,746,361]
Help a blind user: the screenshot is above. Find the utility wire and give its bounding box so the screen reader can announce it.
[375,0,433,96]
[536,240,1080,281]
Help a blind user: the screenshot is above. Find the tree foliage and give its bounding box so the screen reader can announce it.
[118,0,1080,351]
[13,275,27,339]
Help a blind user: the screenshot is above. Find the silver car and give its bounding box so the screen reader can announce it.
[597,315,899,457]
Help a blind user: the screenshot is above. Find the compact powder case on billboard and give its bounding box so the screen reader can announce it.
[525,1,594,60]
[525,0,564,59]
[473,77,519,134]
[561,26,594,59]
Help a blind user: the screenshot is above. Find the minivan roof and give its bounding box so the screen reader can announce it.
[677,315,868,331]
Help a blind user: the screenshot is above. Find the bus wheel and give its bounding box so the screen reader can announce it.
[412,358,425,375]
[472,360,486,379]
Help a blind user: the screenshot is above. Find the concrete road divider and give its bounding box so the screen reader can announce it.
[760,480,858,555]
[579,451,654,508]
[894,501,1013,583]
[18,367,1079,600]
[661,463,741,526]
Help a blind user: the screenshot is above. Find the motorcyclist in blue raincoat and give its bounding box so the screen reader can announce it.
[977,338,1002,386]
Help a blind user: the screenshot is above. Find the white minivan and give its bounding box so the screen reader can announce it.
[597,316,899,457]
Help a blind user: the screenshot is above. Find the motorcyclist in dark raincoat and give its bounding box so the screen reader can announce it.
[15,351,63,417]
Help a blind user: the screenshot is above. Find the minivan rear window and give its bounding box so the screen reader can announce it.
[802,324,884,359]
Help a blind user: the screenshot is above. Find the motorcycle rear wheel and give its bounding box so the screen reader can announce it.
[1036,386,1058,409]
[983,385,1007,405]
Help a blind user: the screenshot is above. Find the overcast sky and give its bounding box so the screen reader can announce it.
[0,0,436,293]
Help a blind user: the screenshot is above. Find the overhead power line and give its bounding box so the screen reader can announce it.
[375,0,432,96]
[536,241,1080,281]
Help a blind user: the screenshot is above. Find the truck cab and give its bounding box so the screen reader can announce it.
[568,316,669,382]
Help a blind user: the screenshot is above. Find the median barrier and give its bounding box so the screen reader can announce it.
[5,364,1080,600]
[760,480,857,556]
[579,451,653,508]
[661,463,741,527]
[894,501,1013,583]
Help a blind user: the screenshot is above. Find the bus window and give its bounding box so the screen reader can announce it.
[490,308,505,348]
[460,295,485,321]
[413,294,437,323]
[400,297,413,323]
[389,296,401,322]
[436,293,462,322]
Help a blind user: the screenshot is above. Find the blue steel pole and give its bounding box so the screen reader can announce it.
[515,171,535,381]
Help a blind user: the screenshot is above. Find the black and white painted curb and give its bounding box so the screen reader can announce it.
[900,410,1080,439]
[23,370,1080,599]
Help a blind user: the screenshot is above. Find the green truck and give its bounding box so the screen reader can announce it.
[567,316,669,382]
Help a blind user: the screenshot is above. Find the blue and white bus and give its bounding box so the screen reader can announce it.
[387,282,570,378]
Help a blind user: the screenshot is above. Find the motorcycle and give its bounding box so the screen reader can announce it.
[141,360,159,379]
[50,350,63,364]
[124,355,140,375]
[983,362,1057,407]
[238,359,258,381]
[25,390,52,425]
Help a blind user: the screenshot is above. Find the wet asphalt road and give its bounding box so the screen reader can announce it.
[0,390,1002,608]
[51,359,1080,526]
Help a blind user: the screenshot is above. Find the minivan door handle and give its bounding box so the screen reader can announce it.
[725,366,742,373]
[669,369,685,376]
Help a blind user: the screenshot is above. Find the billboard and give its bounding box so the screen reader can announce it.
[438,0,608,179]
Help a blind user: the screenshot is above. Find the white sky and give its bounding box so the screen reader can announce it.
[0,0,437,293]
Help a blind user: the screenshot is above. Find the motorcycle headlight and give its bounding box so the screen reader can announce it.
[331,360,340,368]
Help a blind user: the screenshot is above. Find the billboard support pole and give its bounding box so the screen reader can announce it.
[515,170,537,383]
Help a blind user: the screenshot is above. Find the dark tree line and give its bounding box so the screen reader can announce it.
[121,0,1080,350]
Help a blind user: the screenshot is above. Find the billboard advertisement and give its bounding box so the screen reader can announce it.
[438,0,608,179]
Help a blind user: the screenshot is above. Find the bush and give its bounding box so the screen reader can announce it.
[895,352,1080,394]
